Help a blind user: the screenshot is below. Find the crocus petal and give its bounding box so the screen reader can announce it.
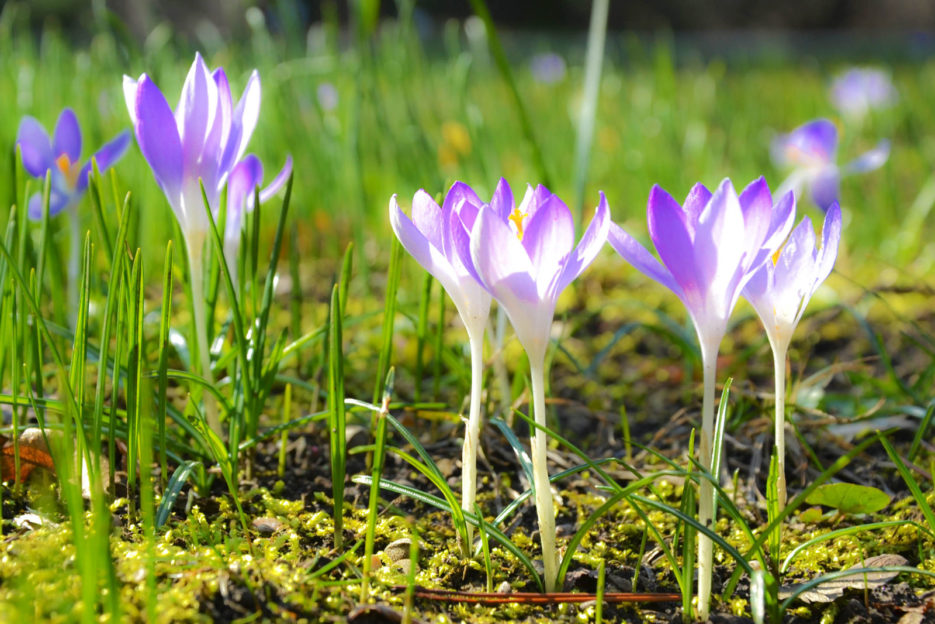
[135,75,184,199]
[607,220,680,297]
[123,76,140,126]
[682,182,712,228]
[27,190,70,220]
[177,53,219,174]
[52,109,82,161]
[647,185,700,298]
[469,203,537,302]
[411,190,446,253]
[449,207,484,285]
[842,139,890,175]
[738,176,773,258]
[554,191,610,296]
[442,181,483,258]
[521,192,575,293]
[258,155,293,204]
[694,179,745,310]
[213,68,233,158]
[747,190,797,270]
[489,177,515,222]
[76,130,131,192]
[226,155,264,242]
[772,119,838,168]
[16,117,54,178]
[221,70,261,174]
[816,202,842,284]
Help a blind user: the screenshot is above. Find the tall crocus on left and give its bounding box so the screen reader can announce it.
[389,182,495,549]
[124,53,291,435]
[16,108,130,317]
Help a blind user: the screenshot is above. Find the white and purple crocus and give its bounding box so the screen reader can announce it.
[743,203,842,509]
[389,182,495,551]
[16,108,130,318]
[123,53,291,435]
[830,67,897,121]
[451,180,609,591]
[608,178,795,619]
[772,118,889,212]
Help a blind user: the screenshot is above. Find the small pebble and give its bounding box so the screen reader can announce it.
[252,517,283,535]
[384,537,412,563]
[497,580,511,594]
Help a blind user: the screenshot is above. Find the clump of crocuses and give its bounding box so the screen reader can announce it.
[123,52,291,435]
[391,179,608,591]
[608,178,795,619]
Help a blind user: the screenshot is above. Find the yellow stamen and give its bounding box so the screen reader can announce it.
[772,247,782,266]
[509,207,525,240]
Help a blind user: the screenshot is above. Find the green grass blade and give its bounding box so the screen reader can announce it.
[327,284,346,550]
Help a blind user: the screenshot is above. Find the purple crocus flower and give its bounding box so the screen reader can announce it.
[830,67,896,120]
[389,182,494,551]
[530,52,566,85]
[123,52,291,436]
[772,118,889,212]
[123,53,291,239]
[743,203,842,508]
[452,179,609,592]
[607,177,795,619]
[16,108,129,219]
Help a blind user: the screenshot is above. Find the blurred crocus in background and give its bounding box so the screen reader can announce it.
[830,67,897,121]
[453,180,609,591]
[16,108,130,318]
[529,52,567,84]
[743,203,842,509]
[124,52,291,435]
[389,182,495,550]
[607,178,795,619]
[772,118,889,212]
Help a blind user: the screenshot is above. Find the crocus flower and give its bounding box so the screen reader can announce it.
[530,52,566,85]
[123,53,290,435]
[389,182,494,550]
[830,67,896,120]
[772,118,889,212]
[16,108,130,219]
[743,203,842,508]
[453,179,609,592]
[16,108,130,322]
[607,178,795,619]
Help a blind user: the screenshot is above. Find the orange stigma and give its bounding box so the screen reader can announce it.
[509,207,526,240]
[55,154,81,189]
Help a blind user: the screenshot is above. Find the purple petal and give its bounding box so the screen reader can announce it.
[816,202,842,283]
[489,178,515,222]
[772,119,838,168]
[76,130,131,192]
[607,220,680,296]
[450,207,483,285]
[123,75,140,126]
[747,190,797,270]
[682,182,712,228]
[738,177,773,254]
[221,70,261,175]
[811,168,840,212]
[213,68,233,153]
[390,195,464,303]
[135,75,184,198]
[258,155,293,204]
[742,260,771,301]
[27,190,70,220]
[16,117,53,178]
[411,190,445,253]
[647,185,700,297]
[469,203,536,301]
[177,53,219,173]
[226,155,264,242]
[843,139,890,175]
[694,179,745,302]
[52,109,82,161]
[553,191,610,296]
[442,181,482,258]
[521,192,575,290]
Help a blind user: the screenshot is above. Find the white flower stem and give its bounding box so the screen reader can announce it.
[461,328,484,549]
[772,342,789,509]
[697,338,719,621]
[528,354,558,593]
[186,231,221,437]
[68,208,81,329]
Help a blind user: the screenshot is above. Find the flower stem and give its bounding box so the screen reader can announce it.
[461,328,484,550]
[68,208,81,329]
[528,355,558,593]
[186,231,221,437]
[697,339,719,621]
[772,343,788,509]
